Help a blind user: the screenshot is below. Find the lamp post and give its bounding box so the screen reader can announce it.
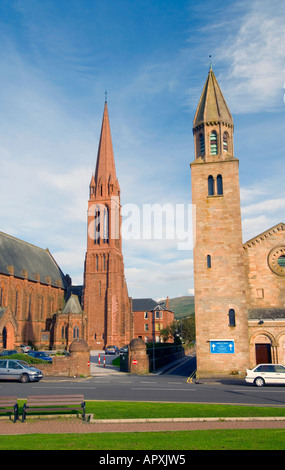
[152,309,155,372]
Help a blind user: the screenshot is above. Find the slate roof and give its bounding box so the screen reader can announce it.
[62,294,82,314]
[132,298,167,312]
[0,231,67,289]
[248,308,285,321]
[193,67,233,129]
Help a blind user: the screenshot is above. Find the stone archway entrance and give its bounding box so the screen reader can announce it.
[2,323,15,349]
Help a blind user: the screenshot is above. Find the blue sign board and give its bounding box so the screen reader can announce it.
[210,340,235,354]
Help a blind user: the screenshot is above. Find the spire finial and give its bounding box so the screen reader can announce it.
[105,90,108,103]
[209,55,213,71]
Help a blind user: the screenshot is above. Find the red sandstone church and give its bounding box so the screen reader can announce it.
[0,100,171,351]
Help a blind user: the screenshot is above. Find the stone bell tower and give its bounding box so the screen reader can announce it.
[83,99,133,349]
[191,66,250,377]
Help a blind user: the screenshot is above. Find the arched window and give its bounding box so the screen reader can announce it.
[210,131,218,155]
[229,309,236,327]
[217,174,223,195]
[199,133,205,156]
[103,206,109,244]
[103,254,106,270]
[61,325,68,339]
[207,255,211,268]
[223,132,228,152]
[96,255,98,271]
[94,208,100,244]
[73,326,79,339]
[208,175,214,196]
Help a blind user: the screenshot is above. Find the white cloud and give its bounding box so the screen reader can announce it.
[217,0,285,113]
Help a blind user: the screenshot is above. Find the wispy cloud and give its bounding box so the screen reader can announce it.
[217,0,285,113]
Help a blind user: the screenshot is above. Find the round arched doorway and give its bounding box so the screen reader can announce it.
[2,323,15,349]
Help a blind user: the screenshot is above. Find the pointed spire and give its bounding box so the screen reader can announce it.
[94,101,119,194]
[193,67,233,129]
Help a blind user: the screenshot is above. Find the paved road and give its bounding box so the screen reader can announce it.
[1,355,285,406]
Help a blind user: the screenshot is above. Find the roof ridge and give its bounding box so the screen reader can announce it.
[243,222,285,248]
[0,230,49,253]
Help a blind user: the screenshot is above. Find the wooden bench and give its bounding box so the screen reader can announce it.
[0,396,19,422]
[22,395,86,422]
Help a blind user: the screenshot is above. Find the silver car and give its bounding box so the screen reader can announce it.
[0,359,43,383]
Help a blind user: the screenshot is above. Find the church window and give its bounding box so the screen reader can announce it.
[210,131,218,155]
[73,326,79,339]
[217,174,223,195]
[15,291,18,316]
[208,175,214,196]
[199,133,205,156]
[103,254,106,270]
[94,208,100,244]
[277,255,285,267]
[96,255,98,270]
[61,325,68,339]
[223,132,228,152]
[103,207,109,244]
[229,309,236,327]
[207,255,211,268]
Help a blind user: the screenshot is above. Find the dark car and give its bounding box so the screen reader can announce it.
[27,351,52,361]
[119,345,128,355]
[0,350,18,356]
[0,359,43,383]
[105,345,119,355]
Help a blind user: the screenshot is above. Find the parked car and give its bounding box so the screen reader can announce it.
[20,344,32,353]
[0,359,43,383]
[105,345,119,355]
[119,345,128,355]
[245,363,285,387]
[0,350,18,356]
[27,351,53,362]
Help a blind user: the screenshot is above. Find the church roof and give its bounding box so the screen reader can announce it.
[62,294,82,314]
[193,67,233,129]
[248,308,285,321]
[0,231,67,288]
[243,222,285,249]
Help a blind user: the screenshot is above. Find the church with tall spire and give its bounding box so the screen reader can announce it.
[82,99,133,350]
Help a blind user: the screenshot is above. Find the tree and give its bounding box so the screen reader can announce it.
[179,316,195,344]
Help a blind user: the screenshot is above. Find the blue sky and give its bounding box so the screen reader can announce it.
[0,0,284,300]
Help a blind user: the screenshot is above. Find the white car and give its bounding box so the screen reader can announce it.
[245,363,285,387]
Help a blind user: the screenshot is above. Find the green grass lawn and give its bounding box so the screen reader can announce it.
[85,401,285,419]
[1,401,285,450]
[0,429,284,450]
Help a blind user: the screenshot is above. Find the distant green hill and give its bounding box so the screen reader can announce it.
[162,296,195,320]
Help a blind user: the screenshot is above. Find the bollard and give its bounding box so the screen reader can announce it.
[104,356,106,368]
[98,354,101,366]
